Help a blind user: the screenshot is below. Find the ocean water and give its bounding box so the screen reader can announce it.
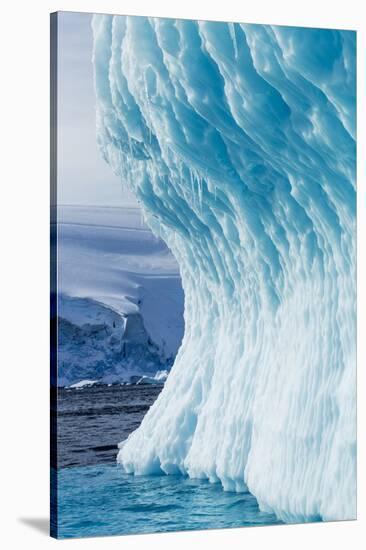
[57,464,281,538]
[56,384,162,468]
[54,385,281,538]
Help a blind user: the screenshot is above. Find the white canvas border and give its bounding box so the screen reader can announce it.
[0,1,364,548]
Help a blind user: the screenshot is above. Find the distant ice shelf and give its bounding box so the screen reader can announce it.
[56,205,184,387]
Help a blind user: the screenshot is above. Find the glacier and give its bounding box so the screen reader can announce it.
[92,15,356,523]
[57,205,184,386]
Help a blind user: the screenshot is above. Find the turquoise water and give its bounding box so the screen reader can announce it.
[57,463,281,538]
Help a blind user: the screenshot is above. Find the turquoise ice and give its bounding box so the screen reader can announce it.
[92,16,356,523]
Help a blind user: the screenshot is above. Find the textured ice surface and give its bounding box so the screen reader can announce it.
[92,16,356,522]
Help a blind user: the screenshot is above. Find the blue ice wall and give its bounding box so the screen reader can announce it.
[92,16,356,522]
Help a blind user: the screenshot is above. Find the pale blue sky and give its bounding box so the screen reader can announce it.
[57,11,138,207]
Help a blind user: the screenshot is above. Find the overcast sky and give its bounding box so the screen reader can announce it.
[57,11,138,207]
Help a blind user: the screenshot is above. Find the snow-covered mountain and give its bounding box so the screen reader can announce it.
[57,205,184,386]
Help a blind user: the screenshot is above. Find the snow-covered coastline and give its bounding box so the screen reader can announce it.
[57,205,184,387]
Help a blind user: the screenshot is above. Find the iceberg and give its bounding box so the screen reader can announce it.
[92,15,356,523]
[68,379,99,389]
[135,370,169,385]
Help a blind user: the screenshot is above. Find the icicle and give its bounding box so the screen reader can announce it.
[229,22,238,60]
[128,135,133,157]
[143,72,152,144]
[189,168,196,209]
[197,173,203,213]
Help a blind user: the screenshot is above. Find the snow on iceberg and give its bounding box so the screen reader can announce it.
[92,16,356,523]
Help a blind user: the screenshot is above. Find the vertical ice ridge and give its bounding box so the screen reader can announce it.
[92,15,356,523]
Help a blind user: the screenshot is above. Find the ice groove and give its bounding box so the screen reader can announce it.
[92,16,356,523]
